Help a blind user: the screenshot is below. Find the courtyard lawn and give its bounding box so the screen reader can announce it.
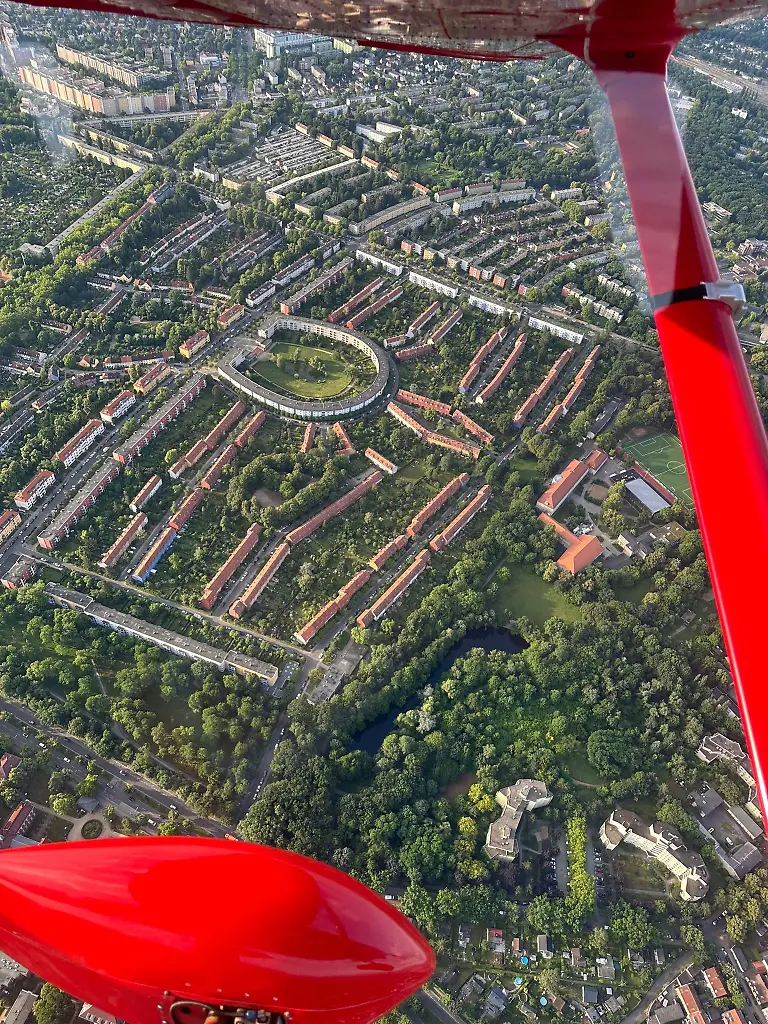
[255,342,354,400]
[492,563,582,626]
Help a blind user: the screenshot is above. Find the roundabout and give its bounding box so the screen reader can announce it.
[217,313,391,421]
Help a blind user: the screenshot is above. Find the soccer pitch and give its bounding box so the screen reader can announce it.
[622,432,694,506]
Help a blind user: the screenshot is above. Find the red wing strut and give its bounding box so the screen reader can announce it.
[1,0,768,1017]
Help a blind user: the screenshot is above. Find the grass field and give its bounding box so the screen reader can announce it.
[622,431,693,505]
[493,564,582,626]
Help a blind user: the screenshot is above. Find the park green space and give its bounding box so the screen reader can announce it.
[492,563,583,626]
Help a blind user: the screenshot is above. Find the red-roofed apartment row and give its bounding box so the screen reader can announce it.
[328,278,383,324]
[365,448,397,475]
[235,411,266,449]
[675,985,707,1024]
[301,423,317,454]
[333,421,355,456]
[431,486,492,553]
[98,512,148,569]
[396,389,452,417]
[476,335,527,405]
[703,968,727,1000]
[200,523,262,611]
[407,474,469,537]
[54,419,104,468]
[100,390,136,424]
[294,568,373,645]
[14,471,55,512]
[369,533,408,571]
[356,550,431,627]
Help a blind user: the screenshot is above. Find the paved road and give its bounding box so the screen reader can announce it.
[417,989,465,1024]
[0,695,230,837]
[619,954,695,1024]
[26,552,316,664]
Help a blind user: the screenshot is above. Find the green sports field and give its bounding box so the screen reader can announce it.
[622,431,694,505]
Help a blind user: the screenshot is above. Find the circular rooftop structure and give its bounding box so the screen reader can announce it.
[217,313,391,421]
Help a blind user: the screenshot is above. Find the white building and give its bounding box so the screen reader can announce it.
[600,808,709,901]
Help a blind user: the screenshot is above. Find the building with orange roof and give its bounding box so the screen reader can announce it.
[356,550,431,627]
[387,401,426,438]
[1,801,35,848]
[294,568,373,645]
[169,488,205,531]
[369,534,408,570]
[395,342,434,363]
[365,447,397,475]
[476,335,527,405]
[332,421,355,456]
[201,444,237,489]
[294,599,340,646]
[336,569,372,609]
[328,278,383,324]
[459,362,481,394]
[407,300,440,337]
[15,470,55,511]
[300,423,317,454]
[229,541,291,619]
[537,404,564,434]
[100,389,136,424]
[204,400,246,450]
[98,513,147,569]
[676,986,706,1024]
[424,430,481,460]
[54,419,104,468]
[234,411,266,449]
[513,347,574,426]
[129,475,161,512]
[452,409,494,445]
[285,473,382,548]
[0,509,21,544]
[428,309,462,345]
[200,523,262,611]
[396,389,452,417]
[703,968,727,1000]
[407,474,469,538]
[537,460,590,513]
[430,486,491,553]
[179,330,210,359]
[538,512,604,574]
[557,536,603,574]
[584,448,608,471]
[722,1011,745,1024]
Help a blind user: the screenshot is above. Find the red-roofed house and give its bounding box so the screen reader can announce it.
[703,968,727,1000]
[676,986,706,1024]
[0,753,20,781]
[723,1011,746,1024]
